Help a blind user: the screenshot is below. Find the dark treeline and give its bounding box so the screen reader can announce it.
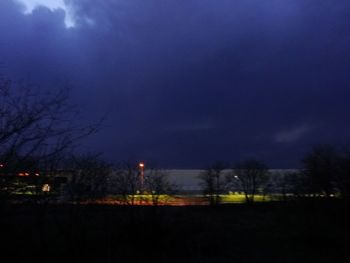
[3,144,350,206]
[199,145,350,205]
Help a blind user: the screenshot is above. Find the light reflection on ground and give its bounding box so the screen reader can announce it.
[88,194,272,206]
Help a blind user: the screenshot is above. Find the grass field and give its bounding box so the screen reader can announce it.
[0,199,349,263]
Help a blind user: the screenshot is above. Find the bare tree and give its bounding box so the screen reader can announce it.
[110,162,141,205]
[0,77,103,166]
[64,154,112,202]
[334,146,350,199]
[229,159,269,203]
[302,145,338,198]
[198,162,227,206]
[269,171,302,201]
[0,77,102,200]
[145,169,177,206]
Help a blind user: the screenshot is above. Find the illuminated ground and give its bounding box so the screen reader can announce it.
[99,194,274,206]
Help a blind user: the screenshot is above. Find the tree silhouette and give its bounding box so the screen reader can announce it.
[198,162,227,206]
[64,154,112,202]
[110,162,142,205]
[230,159,269,203]
[0,77,102,201]
[145,169,177,206]
[302,145,338,197]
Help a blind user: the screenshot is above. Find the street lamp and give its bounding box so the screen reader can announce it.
[139,162,145,191]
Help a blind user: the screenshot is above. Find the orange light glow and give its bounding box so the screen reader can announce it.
[139,162,145,168]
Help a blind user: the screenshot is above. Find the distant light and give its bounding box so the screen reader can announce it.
[0,164,4,168]
[234,175,239,179]
[18,172,30,177]
[42,184,50,192]
[139,162,145,168]
[35,173,40,176]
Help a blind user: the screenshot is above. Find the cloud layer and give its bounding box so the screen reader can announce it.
[1,0,350,167]
[14,0,76,27]
[275,124,313,143]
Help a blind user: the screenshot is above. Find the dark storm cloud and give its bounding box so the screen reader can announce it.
[1,0,350,167]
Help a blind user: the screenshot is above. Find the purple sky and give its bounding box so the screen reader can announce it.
[1,0,350,168]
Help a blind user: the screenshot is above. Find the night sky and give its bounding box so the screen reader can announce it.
[1,0,350,168]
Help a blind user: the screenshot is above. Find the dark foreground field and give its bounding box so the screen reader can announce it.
[1,200,349,263]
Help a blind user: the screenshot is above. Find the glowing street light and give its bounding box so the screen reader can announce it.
[139,162,145,191]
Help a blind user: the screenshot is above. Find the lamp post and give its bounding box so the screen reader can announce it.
[139,162,145,192]
[0,163,3,176]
